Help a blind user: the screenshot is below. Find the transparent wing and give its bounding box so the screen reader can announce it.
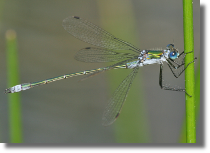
[75,47,136,63]
[62,16,140,53]
[102,66,139,126]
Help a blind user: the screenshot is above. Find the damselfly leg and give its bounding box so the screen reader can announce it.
[159,51,196,97]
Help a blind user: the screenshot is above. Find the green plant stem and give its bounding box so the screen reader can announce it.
[183,0,196,143]
[179,56,200,143]
[6,30,22,143]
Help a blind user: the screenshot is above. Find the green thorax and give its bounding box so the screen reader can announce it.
[147,50,163,59]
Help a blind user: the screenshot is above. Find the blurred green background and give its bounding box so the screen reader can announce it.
[0,0,200,143]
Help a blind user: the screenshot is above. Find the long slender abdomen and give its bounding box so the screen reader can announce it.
[5,65,127,94]
[5,69,97,94]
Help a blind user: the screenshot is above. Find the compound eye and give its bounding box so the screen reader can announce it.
[166,44,174,50]
[169,51,178,60]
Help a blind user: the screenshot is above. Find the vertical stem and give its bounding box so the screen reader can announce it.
[6,30,22,143]
[183,0,196,143]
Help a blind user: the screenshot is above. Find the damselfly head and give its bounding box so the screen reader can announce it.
[166,44,179,60]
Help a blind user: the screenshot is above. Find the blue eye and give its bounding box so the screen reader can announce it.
[166,44,174,49]
[169,51,178,60]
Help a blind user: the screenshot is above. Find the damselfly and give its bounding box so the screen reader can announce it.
[5,16,195,126]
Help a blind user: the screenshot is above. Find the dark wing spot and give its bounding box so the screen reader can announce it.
[85,47,91,49]
[115,113,120,119]
[73,16,80,19]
